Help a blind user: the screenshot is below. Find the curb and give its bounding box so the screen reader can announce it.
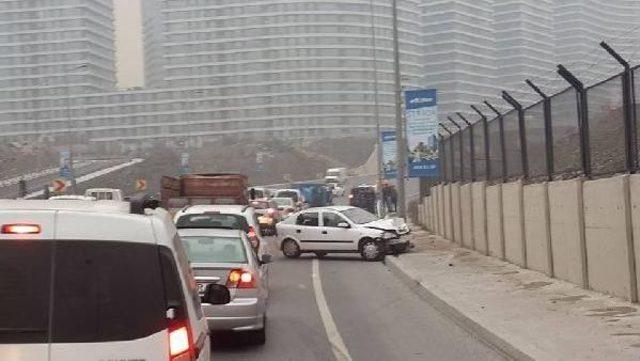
[384,255,535,361]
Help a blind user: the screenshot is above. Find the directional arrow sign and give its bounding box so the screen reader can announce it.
[135,179,148,191]
[51,179,67,194]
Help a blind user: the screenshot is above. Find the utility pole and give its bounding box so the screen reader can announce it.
[369,0,383,203]
[64,63,87,194]
[391,0,406,218]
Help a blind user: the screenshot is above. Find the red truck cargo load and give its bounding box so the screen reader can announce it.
[161,173,249,212]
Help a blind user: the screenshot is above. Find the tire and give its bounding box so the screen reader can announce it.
[360,239,384,261]
[282,239,301,258]
[249,316,266,345]
[314,251,327,259]
[392,243,408,254]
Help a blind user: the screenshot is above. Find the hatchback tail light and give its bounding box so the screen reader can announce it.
[226,269,256,289]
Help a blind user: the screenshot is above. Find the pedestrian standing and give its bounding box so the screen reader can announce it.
[390,186,398,213]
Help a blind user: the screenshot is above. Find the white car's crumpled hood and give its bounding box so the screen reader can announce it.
[363,217,409,234]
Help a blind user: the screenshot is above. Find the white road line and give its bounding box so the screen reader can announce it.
[311,258,353,361]
[23,158,145,199]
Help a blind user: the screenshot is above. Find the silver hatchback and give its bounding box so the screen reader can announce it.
[178,228,271,344]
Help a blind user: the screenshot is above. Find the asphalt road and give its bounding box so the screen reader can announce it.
[213,240,507,361]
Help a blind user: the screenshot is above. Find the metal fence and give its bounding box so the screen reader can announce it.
[440,62,640,184]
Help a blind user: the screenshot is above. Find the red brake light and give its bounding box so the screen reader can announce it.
[247,226,257,238]
[169,326,190,358]
[226,269,256,289]
[267,208,275,215]
[1,224,41,234]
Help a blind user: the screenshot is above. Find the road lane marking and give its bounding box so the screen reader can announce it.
[311,258,353,361]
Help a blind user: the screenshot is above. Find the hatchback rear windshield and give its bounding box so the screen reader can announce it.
[181,236,248,264]
[0,240,170,344]
[176,213,250,232]
[276,191,298,202]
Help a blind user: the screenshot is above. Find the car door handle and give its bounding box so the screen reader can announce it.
[322,231,328,234]
[296,229,301,233]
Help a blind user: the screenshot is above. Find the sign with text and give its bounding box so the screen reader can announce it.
[381,131,397,179]
[404,89,440,178]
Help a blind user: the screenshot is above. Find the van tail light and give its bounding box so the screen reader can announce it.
[169,325,195,361]
[226,269,256,289]
[1,224,41,234]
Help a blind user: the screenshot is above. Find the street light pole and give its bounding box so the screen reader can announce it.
[391,0,406,218]
[369,0,383,200]
[64,63,87,194]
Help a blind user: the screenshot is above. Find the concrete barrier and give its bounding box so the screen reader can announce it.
[451,183,462,244]
[460,183,474,249]
[472,182,488,255]
[486,184,504,259]
[524,183,552,275]
[438,184,446,237]
[548,179,586,286]
[444,184,453,239]
[583,175,636,301]
[629,175,640,301]
[502,181,525,267]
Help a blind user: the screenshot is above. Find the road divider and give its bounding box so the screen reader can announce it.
[24,158,145,199]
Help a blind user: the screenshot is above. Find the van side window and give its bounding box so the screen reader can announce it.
[159,247,188,325]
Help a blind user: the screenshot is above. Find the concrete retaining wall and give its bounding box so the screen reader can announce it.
[427,172,640,303]
[583,175,635,300]
[451,183,462,244]
[486,184,504,259]
[444,184,453,239]
[524,183,552,275]
[472,182,488,254]
[548,179,586,286]
[502,181,525,267]
[629,175,640,300]
[460,183,474,249]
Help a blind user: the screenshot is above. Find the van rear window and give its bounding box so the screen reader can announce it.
[0,240,173,344]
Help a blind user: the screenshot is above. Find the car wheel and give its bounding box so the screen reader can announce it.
[282,239,301,258]
[392,242,409,254]
[360,239,383,261]
[314,251,327,259]
[249,316,266,345]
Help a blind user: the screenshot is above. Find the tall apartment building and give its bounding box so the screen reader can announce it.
[553,0,640,87]
[141,0,164,88]
[0,0,116,100]
[493,0,555,104]
[420,0,499,121]
[155,0,423,129]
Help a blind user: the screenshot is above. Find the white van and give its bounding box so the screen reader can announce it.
[325,168,348,184]
[84,188,124,201]
[0,199,230,361]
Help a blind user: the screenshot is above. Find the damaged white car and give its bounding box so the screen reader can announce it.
[276,206,411,261]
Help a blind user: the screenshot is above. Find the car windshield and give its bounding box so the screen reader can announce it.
[340,207,378,224]
[176,213,250,232]
[272,197,294,207]
[181,236,247,264]
[276,191,298,202]
[250,200,269,209]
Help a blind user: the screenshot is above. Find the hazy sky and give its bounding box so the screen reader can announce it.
[114,0,144,89]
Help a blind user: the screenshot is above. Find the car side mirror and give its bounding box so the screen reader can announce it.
[261,254,273,264]
[203,284,231,305]
[337,222,350,229]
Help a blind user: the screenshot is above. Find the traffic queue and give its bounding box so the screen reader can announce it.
[0,169,410,361]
